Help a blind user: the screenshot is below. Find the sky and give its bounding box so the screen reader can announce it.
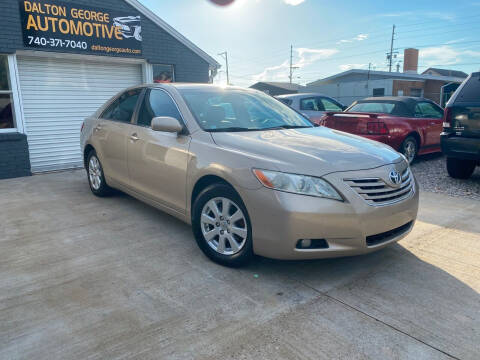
[138,0,480,87]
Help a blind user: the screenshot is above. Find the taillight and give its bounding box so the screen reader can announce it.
[367,122,389,135]
[81,122,85,132]
[443,107,452,129]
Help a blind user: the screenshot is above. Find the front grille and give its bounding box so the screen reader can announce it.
[344,168,414,206]
[366,221,413,247]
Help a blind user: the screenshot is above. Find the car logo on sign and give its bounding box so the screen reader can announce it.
[389,170,402,186]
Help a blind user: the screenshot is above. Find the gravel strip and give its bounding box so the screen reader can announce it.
[411,154,480,200]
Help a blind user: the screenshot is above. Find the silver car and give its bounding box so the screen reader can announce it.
[81,84,419,266]
[276,93,346,123]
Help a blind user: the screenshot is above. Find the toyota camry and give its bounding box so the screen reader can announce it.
[80,84,419,266]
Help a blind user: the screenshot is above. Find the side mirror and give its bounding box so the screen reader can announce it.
[151,116,183,133]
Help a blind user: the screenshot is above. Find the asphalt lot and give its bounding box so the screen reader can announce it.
[1,169,479,360]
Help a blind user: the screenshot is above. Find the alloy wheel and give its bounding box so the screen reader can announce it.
[89,156,102,190]
[403,140,417,164]
[200,197,248,256]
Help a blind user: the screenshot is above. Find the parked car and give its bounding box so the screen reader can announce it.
[275,93,346,124]
[318,97,444,163]
[81,84,418,267]
[441,72,480,179]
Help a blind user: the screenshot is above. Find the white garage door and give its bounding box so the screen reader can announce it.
[17,56,143,172]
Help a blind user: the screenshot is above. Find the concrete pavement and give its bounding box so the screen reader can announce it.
[0,170,479,359]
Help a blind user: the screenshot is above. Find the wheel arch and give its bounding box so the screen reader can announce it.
[83,144,95,169]
[190,175,239,213]
[405,132,421,148]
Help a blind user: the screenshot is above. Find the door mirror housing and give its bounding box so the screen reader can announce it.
[151,116,183,133]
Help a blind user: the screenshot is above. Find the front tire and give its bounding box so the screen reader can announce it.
[446,157,476,179]
[192,184,253,267]
[86,150,112,197]
[400,136,418,164]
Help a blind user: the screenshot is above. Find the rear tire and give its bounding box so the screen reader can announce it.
[400,136,418,164]
[86,150,112,197]
[192,183,253,267]
[446,157,476,179]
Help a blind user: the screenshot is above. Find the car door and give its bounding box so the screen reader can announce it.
[95,88,142,186]
[414,102,444,146]
[127,88,191,214]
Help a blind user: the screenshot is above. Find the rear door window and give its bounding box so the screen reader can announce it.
[102,89,142,123]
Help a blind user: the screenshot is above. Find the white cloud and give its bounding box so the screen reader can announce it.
[337,34,368,44]
[419,45,480,67]
[355,34,368,41]
[251,47,338,82]
[339,63,368,71]
[283,0,306,5]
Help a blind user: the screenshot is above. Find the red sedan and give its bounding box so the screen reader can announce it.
[318,97,444,163]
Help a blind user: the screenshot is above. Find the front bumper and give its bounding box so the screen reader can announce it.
[239,164,419,260]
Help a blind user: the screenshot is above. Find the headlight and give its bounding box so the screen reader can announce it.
[253,169,343,201]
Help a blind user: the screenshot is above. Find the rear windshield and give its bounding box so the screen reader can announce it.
[348,102,396,114]
[457,75,480,103]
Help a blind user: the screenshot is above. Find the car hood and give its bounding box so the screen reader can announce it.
[211,127,404,176]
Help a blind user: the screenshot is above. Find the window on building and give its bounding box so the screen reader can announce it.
[137,89,182,127]
[102,89,142,123]
[153,64,175,83]
[0,56,16,130]
[372,88,385,97]
[410,88,422,97]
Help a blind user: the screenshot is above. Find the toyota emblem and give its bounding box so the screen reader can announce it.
[389,170,402,186]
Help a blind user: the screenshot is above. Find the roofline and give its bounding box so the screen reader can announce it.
[307,69,466,86]
[125,0,221,69]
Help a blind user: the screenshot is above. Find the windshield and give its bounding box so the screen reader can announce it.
[178,88,313,132]
[348,102,396,114]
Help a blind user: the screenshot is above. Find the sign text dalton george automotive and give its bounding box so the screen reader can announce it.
[19,1,142,56]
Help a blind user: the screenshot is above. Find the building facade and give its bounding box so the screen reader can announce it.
[0,0,219,179]
[305,70,466,108]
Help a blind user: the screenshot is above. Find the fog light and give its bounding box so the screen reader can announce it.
[296,239,329,250]
[300,239,312,248]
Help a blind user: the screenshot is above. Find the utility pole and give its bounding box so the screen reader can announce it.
[388,25,396,72]
[289,45,299,84]
[366,63,372,96]
[218,51,229,85]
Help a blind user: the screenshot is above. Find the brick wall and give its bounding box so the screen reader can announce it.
[0,0,211,82]
[0,133,31,179]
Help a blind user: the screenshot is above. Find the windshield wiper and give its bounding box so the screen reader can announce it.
[206,127,257,132]
[262,125,312,130]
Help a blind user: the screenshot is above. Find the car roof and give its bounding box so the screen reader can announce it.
[276,93,333,99]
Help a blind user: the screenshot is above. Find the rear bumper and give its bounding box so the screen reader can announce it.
[441,133,480,161]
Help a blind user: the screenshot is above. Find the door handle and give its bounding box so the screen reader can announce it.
[130,133,140,142]
[94,125,103,131]
[430,122,437,125]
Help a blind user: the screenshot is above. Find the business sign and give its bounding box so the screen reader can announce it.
[19,0,142,56]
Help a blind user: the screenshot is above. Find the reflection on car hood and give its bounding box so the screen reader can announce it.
[211,127,403,176]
